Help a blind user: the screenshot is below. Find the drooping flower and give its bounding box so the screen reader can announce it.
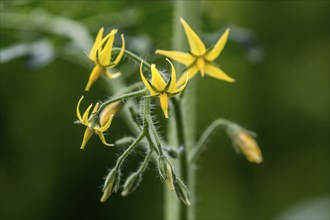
[140,59,188,118]
[156,17,234,85]
[85,27,125,91]
[227,124,263,163]
[76,96,121,149]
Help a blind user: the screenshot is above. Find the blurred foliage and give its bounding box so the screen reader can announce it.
[0,1,329,220]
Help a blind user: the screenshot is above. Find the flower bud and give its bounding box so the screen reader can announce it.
[227,123,263,163]
[174,178,191,206]
[158,156,175,191]
[121,172,142,197]
[100,169,120,202]
[99,101,122,127]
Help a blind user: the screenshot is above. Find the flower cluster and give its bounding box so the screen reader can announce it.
[74,18,262,205]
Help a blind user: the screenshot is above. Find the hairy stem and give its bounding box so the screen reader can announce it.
[189,118,230,162]
[95,89,147,120]
[112,47,151,69]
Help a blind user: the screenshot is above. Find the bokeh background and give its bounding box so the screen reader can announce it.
[1,1,329,220]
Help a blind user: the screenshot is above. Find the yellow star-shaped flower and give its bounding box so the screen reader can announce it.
[140,59,188,118]
[76,96,121,149]
[156,17,235,85]
[85,27,125,91]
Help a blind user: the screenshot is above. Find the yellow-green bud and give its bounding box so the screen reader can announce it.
[100,169,120,202]
[174,178,191,206]
[227,123,263,163]
[121,172,141,197]
[158,156,175,191]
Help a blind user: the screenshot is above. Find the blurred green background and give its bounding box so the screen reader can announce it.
[1,1,329,219]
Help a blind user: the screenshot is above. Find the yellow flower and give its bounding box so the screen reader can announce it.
[140,59,188,118]
[76,96,121,149]
[85,27,125,91]
[156,17,235,85]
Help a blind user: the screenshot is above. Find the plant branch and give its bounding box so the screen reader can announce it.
[112,47,151,69]
[189,118,230,162]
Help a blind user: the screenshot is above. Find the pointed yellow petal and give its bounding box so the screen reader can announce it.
[165,58,177,92]
[177,64,199,86]
[151,64,166,91]
[89,27,104,63]
[80,128,94,150]
[98,29,117,66]
[76,96,84,122]
[85,65,104,91]
[155,50,194,66]
[91,102,99,115]
[113,34,125,65]
[171,73,188,94]
[140,61,158,96]
[205,28,230,62]
[97,114,114,132]
[180,17,206,56]
[159,93,169,118]
[205,63,235,82]
[82,104,93,126]
[196,58,205,77]
[97,131,114,147]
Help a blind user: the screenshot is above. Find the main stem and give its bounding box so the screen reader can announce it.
[165,1,200,220]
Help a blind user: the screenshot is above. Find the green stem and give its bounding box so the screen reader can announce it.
[114,96,154,169]
[171,98,188,220]
[189,118,230,162]
[96,89,147,118]
[115,129,145,170]
[137,150,153,173]
[145,130,160,155]
[165,1,201,220]
[112,47,151,69]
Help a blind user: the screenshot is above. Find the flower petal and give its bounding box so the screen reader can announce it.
[205,28,230,62]
[85,65,104,91]
[113,34,125,65]
[170,73,188,95]
[82,104,93,126]
[76,96,84,122]
[196,58,205,77]
[165,58,177,92]
[98,29,117,66]
[80,128,94,150]
[205,63,235,82]
[97,114,114,132]
[159,93,169,118]
[104,71,121,79]
[180,17,206,56]
[89,27,104,63]
[176,64,199,86]
[97,131,114,147]
[91,102,99,115]
[155,50,194,66]
[151,64,166,91]
[140,61,158,96]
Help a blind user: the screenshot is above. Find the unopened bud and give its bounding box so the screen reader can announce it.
[99,101,122,127]
[227,123,263,163]
[174,178,191,206]
[121,172,141,197]
[100,169,120,202]
[158,156,175,191]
